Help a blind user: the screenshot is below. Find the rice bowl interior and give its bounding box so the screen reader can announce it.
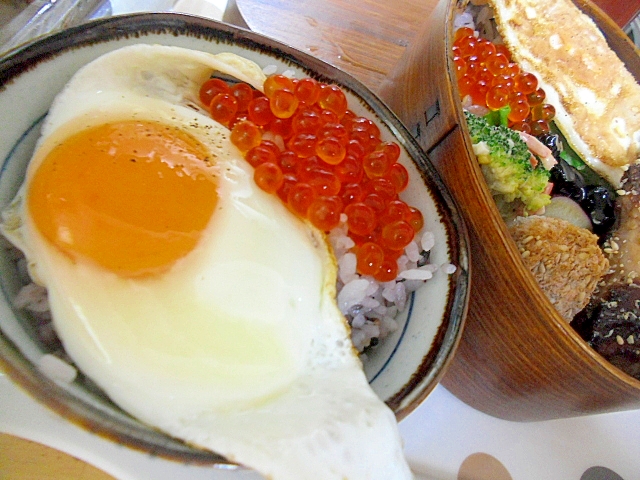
[0,13,469,465]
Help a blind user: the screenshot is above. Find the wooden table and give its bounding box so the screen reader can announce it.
[234,0,438,93]
[236,0,639,93]
[0,431,114,480]
[592,0,640,28]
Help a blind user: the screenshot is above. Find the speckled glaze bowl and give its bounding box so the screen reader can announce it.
[379,0,640,421]
[0,13,469,463]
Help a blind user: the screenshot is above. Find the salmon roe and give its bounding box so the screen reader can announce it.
[452,29,555,133]
[204,74,425,282]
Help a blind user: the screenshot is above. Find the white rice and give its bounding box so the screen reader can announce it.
[328,215,453,351]
[37,353,77,384]
[6,64,453,355]
[8,214,452,355]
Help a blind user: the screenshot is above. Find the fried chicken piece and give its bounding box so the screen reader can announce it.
[509,215,609,321]
[571,164,640,379]
[572,283,640,380]
[603,163,640,286]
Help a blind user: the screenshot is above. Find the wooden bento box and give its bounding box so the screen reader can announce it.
[379,0,640,421]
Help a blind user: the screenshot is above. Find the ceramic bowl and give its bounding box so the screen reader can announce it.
[379,0,640,421]
[0,13,469,463]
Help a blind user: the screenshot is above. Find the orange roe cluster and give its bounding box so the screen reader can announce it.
[452,27,556,135]
[200,74,424,283]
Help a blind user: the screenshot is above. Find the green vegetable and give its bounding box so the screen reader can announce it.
[548,123,585,170]
[559,149,584,169]
[464,111,551,213]
[549,123,611,188]
[483,105,510,128]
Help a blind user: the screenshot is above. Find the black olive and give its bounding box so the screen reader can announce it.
[550,158,586,203]
[537,133,563,158]
[580,185,616,237]
[548,160,618,239]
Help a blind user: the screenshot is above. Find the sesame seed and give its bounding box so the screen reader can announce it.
[617,335,625,345]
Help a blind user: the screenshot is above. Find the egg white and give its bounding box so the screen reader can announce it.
[1,45,413,479]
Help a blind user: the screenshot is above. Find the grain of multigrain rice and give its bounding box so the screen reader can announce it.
[330,216,451,351]
[37,353,77,384]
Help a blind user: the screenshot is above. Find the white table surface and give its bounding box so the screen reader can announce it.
[3,369,640,480]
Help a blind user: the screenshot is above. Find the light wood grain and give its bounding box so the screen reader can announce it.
[235,0,440,92]
[0,433,115,480]
[236,0,638,93]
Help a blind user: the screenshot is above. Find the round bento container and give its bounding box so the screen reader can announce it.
[379,0,640,421]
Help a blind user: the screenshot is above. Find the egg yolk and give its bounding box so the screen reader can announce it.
[27,120,218,277]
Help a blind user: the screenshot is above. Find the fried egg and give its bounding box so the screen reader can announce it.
[1,45,413,479]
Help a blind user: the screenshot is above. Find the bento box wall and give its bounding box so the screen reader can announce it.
[378,0,640,421]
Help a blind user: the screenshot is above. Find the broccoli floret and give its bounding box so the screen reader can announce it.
[464,111,551,212]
